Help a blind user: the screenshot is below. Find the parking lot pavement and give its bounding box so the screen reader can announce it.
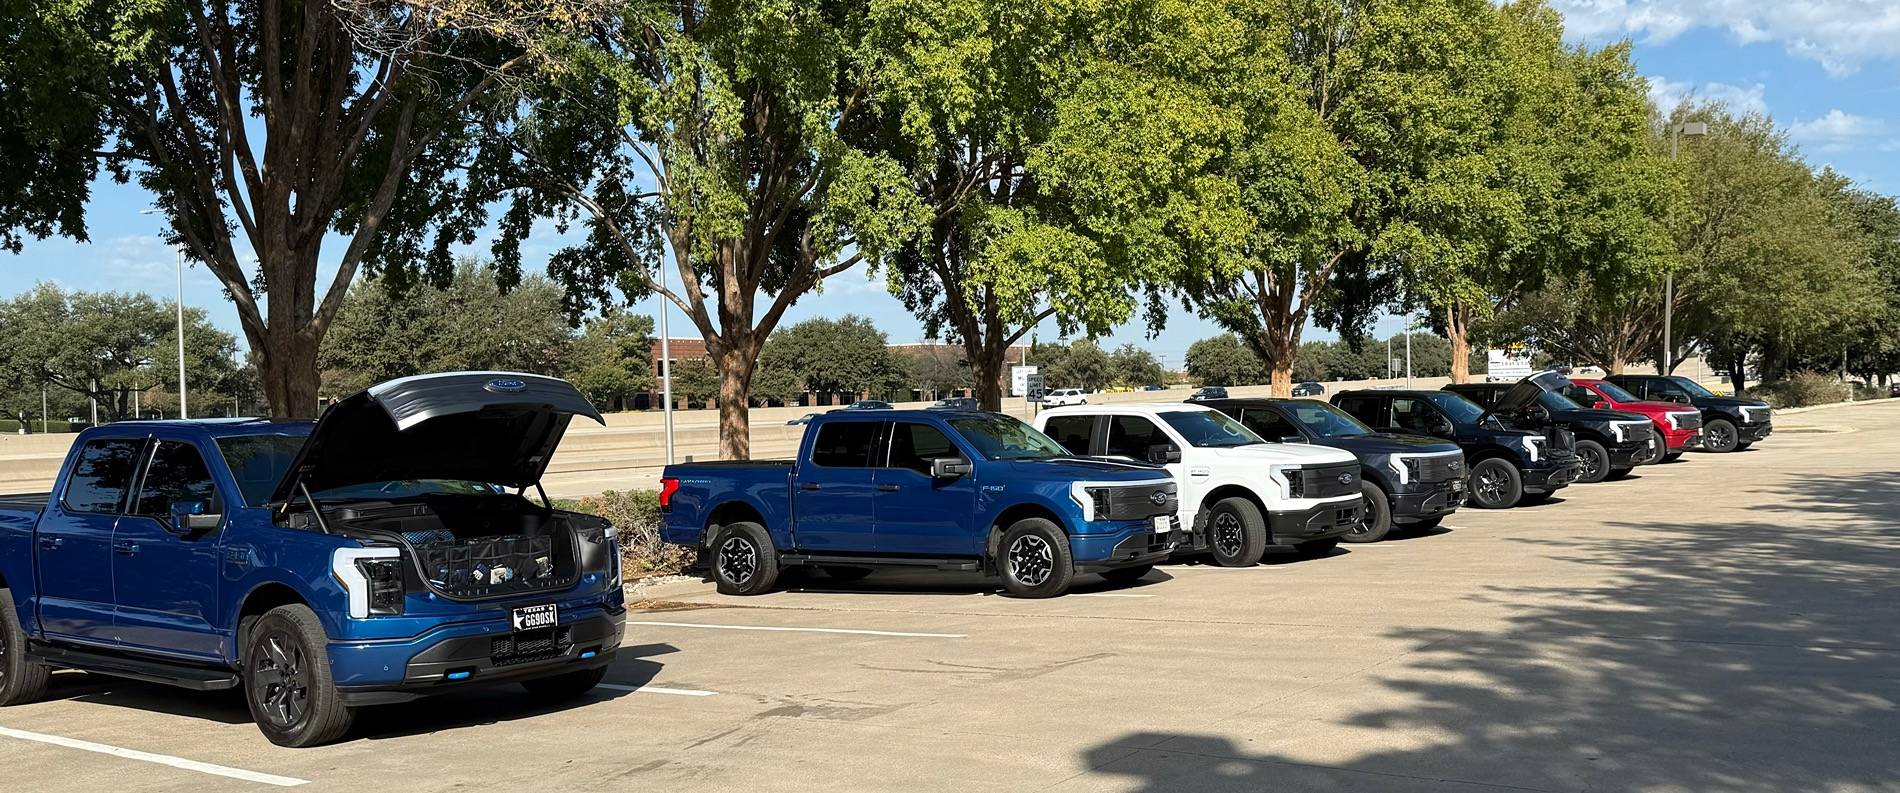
[5,400,1899,793]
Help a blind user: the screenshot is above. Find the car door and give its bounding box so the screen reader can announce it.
[1040,413,1099,456]
[873,421,980,555]
[35,437,144,644]
[1333,395,1390,432]
[1391,396,1449,438]
[112,438,227,659]
[1237,407,1305,443]
[792,420,883,551]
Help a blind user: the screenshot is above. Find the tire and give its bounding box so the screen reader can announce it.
[520,665,608,700]
[711,522,780,596]
[1203,497,1268,567]
[1293,538,1339,558]
[0,588,51,707]
[1467,458,1523,509]
[997,518,1075,598]
[1574,440,1611,484]
[1343,482,1391,543]
[1099,564,1154,585]
[1704,418,1740,453]
[821,566,872,582]
[243,604,354,748]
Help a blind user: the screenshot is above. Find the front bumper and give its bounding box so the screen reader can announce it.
[1390,480,1465,522]
[1266,499,1362,545]
[1070,518,1179,573]
[1608,438,1662,468]
[1740,422,1772,442]
[1522,459,1581,493]
[1661,427,1702,450]
[332,606,626,706]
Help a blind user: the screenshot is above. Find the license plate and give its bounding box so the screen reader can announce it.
[511,604,558,631]
[1450,479,1466,493]
[1152,515,1171,533]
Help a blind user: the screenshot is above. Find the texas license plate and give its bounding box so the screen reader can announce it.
[1450,479,1466,493]
[511,603,558,631]
[1152,515,1171,533]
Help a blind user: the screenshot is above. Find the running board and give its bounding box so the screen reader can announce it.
[30,643,242,691]
[780,554,981,572]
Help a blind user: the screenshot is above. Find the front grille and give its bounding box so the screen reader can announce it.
[1299,463,1361,499]
[1671,411,1703,431]
[491,626,574,666]
[1742,406,1772,425]
[1092,482,1178,520]
[1415,454,1465,483]
[1619,422,1656,446]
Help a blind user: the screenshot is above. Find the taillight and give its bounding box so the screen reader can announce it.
[659,477,681,512]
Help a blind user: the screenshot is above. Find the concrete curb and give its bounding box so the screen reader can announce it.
[1773,398,1900,416]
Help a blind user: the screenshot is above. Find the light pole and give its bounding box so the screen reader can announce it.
[140,208,189,418]
[1663,121,1707,375]
[658,265,675,466]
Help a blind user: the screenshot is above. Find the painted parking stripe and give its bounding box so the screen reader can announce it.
[628,620,965,639]
[1073,592,1156,598]
[0,725,309,787]
[599,683,718,697]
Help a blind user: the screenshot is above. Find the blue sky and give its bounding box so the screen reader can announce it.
[7,1,1898,369]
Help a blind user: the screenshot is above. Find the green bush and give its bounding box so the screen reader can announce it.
[0,419,75,434]
[1749,371,1851,408]
[565,489,698,580]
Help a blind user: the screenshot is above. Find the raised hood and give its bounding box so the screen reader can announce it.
[268,371,605,503]
[1479,370,1572,422]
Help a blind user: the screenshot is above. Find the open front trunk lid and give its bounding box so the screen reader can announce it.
[268,371,605,503]
[1478,370,1572,423]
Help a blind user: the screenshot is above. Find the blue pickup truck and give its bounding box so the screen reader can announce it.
[0,372,626,747]
[660,410,1179,598]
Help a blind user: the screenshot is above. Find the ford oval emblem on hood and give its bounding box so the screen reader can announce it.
[485,378,528,394]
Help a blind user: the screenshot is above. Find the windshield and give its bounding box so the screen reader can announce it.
[1283,401,1372,437]
[1426,392,1487,423]
[1159,410,1264,448]
[948,416,1070,460]
[1537,391,1584,411]
[214,433,507,507]
[1668,376,1715,398]
[1592,381,1641,402]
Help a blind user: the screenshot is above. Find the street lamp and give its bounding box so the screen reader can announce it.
[1663,121,1707,375]
[658,264,675,466]
[139,208,190,419]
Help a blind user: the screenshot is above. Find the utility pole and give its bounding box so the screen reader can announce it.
[175,246,189,419]
[41,387,47,433]
[1663,121,1707,375]
[659,265,675,466]
[1405,331,1413,388]
[1386,338,1392,379]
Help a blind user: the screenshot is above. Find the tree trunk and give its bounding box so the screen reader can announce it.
[1605,355,1627,375]
[1447,303,1472,384]
[258,330,321,419]
[970,349,1007,412]
[716,348,757,460]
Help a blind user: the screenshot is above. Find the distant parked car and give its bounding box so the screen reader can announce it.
[1290,382,1325,397]
[786,412,823,425]
[1185,386,1228,402]
[1890,383,1900,398]
[1141,384,1167,392]
[930,397,982,410]
[842,400,894,411]
[1043,388,1089,407]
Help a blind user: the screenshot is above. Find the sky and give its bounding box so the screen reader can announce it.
[6,1,1899,370]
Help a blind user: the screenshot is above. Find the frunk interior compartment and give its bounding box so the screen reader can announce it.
[331,493,582,600]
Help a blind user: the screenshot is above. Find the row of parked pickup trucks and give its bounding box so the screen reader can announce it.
[0,368,1771,747]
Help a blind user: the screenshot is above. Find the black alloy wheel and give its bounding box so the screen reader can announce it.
[248,629,312,731]
[1704,419,1739,453]
[1467,458,1522,509]
[711,522,780,596]
[1574,440,1610,484]
[1212,511,1245,558]
[1006,534,1055,588]
[718,535,759,586]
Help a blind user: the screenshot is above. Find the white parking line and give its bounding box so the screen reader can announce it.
[1073,592,1156,598]
[599,683,718,697]
[0,725,309,787]
[628,620,965,639]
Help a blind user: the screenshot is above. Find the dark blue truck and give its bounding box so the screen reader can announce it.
[0,372,626,747]
[660,410,1179,598]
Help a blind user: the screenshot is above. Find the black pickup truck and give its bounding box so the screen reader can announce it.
[1445,372,1663,483]
[1200,398,1465,542]
[1605,374,1772,453]
[1331,389,1580,509]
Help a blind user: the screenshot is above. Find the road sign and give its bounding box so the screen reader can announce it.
[1486,347,1533,383]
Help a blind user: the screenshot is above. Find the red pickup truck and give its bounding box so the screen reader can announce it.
[1563,378,1704,463]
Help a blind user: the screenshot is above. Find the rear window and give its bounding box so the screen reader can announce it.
[63,438,142,514]
[810,421,882,467]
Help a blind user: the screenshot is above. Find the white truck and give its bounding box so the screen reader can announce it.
[1034,403,1365,566]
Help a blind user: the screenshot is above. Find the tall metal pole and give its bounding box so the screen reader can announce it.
[175,246,189,419]
[659,265,675,466]
[41,387,47,433]
[1405,331,1413,388]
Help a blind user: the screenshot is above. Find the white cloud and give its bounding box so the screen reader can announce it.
[1787,109,1890,153]
[1557,1,1900,76]
[1645,75,1769,115]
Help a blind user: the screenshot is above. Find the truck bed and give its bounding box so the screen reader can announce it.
[0,492,50,511]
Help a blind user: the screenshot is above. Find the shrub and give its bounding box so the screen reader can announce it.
[1749,371,1851,408]
[566,489,698,580]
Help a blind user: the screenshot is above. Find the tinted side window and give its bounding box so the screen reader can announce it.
[1334,397,1383,427]
[134,441,222,517]
[810,421,882,467]
[1042,415,1096,455]
[1649,379,1685,399]
[62,438,143,514]
[885,422,958,475]
[1104,416,1171,459]
[1562,386,1602,407]
[1391,397,1440,435]
[1239,408,1299,440]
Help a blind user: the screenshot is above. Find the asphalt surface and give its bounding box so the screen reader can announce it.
[3,400,1897,792]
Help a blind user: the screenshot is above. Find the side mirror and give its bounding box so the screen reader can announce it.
[929,457,973,479]
[1146,444,1182,465]
[1431,418,1455,437]
[168,500,220,534]
[1281,435,1308,444]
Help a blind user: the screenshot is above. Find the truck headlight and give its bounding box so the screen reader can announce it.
[334,547,404,618]
[1608,423,1626,443]
[1070,483,1100,521]
[1520,437,1544,462]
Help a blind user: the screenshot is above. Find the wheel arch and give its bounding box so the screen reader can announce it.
[986,501,1070,564]
[230,581,317,665]
[704,500,769,547]
[1200,483,1269,521]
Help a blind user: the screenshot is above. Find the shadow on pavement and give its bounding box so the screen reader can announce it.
[1073,470,1900,792]
[355,643,676,741]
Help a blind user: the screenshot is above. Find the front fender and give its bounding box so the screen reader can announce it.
[218,525,359,663]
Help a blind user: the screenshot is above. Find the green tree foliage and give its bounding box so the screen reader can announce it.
[1,1,523,417]
[1813,180,1900,383]
[1031,339,1113,392]
[1108,345,1168,388]
[1185,335,1268,388]
[909,347,974,398]
[0,282,240,423]
[758,315,909,402]
[568,309,655,410]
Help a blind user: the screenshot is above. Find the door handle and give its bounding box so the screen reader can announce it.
[798,483,822,491]
[38,537,62,551]
[877,484,900,492]
[114,541,140,556]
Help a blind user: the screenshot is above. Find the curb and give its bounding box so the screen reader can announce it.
[1774,398,1900,416]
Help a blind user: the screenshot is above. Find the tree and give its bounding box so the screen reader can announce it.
[1109,345,1166,388]
[2,1,525,417]
[1816,178,1900,384]
[1032,339,1113,392]
[668,358,722,408]
[1185,335,1267,387]
[567,309,655,411]
[909,347,974,399]
[760,316,907,402]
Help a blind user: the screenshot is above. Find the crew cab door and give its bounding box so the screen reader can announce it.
[111,438,227,659]
[1390,396,1454,439]
[1332,395,1389,431]
[36,437,144,643]
[873,421,979,555]
[792,420,881,550]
